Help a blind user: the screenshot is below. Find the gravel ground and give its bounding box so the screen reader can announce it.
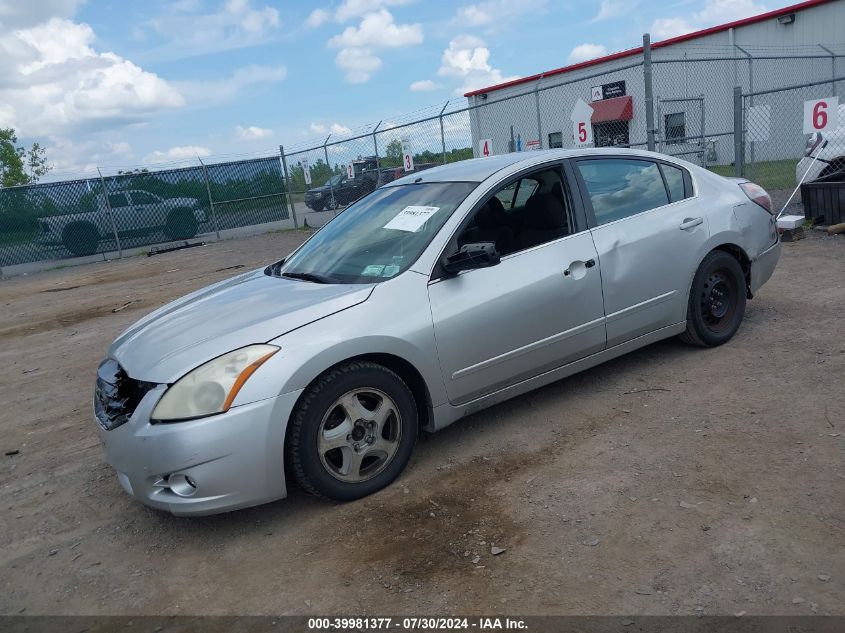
[0,228,843,616]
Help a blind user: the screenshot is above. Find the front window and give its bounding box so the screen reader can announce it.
[278,182,476,284]
[328,174,345,186]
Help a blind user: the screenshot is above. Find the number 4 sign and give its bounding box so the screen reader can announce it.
[478,138,494,157]
[803,97,839,134]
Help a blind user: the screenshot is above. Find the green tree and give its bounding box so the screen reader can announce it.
[0,128,52,187]
[382,139,403,168]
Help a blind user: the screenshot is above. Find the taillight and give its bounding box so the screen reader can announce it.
[739,182,774,214]
[805,133,822,157]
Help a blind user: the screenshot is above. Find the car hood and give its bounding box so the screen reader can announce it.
[306,185,330,195]
[110,269,375,383]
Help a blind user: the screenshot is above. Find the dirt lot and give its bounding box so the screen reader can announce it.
[0,229,843,616]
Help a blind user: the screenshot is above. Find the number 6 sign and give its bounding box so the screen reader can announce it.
[803,97,839,134]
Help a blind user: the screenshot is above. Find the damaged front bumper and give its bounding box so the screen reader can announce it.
[96,384,303,516]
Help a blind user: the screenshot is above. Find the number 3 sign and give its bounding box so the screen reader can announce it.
[803,97,839,134]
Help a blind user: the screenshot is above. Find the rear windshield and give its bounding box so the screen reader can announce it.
[279,182,476,284]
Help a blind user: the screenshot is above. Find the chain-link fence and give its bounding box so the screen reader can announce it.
[4,42,845,271]
[0,156,290,267]
[740,76,845,216]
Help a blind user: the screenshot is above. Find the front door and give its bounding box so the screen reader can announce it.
[428,165,606,405]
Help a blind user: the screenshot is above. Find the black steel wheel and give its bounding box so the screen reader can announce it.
[679,250,747,347]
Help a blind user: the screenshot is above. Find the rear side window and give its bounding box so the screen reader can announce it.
[660,163,687,202]
[576,159,669,225]
[108,193,129,208]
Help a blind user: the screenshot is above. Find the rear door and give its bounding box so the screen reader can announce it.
[572,157,709,347]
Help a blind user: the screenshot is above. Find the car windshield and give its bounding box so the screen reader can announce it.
[279,182,476,284]
[328,174,344,186]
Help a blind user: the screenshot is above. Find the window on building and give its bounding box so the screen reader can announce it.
[664,112,686,144]
[576,159,669,225]
[548,132,563,149]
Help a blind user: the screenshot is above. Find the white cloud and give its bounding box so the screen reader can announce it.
[331,123,352,135]
[334,0,412,23]
[650,17,694,39]
[409,79,439,92]
[651,0,768,41]
[147,0,280,58]
[0,17,184,137]
[235,125,273,140]
[568,43,608,63]
[144,145,211,164]
[306,8,330,28]
[327,8,422,84]
[589,0,632,23]
[452,0,547,29]
[0,0,83,29]
[174,65,287,105]
[308,122,353,137]
[438,35,519,95]
[335,47,382,83]
[328,9,422,49]
[694,0,768,23]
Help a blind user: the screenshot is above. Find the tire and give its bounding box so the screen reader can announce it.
[164,208,199,240]
[62,222,100,257]
[679,250,747,347]
[286,361,418,501]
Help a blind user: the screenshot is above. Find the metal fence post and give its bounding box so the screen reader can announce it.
[819,44,836,93]
[372,121,382,186]
[733,86,744,177]
[439,101,449,164]
[735,45,755,178]
[643,33,656,152]
[97,167,122,259]
[322,134,335,213]
[534,74,544,149]
[279,145,299,229]
[197,156,221,240]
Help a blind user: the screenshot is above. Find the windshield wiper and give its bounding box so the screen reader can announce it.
[281,271,333,284]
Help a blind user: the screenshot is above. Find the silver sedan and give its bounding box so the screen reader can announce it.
[94,148,781,515]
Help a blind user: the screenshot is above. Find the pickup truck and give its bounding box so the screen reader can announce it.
[37,189,208,256]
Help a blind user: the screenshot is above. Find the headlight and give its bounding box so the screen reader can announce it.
[151,344,279,421]
[315,192,323,198]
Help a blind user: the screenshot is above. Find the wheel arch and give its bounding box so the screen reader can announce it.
[287,352,436,438]
[711,243,752,297]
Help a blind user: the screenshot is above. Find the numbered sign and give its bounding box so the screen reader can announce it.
[347,162,355,179]
[571,99,594,147]
[478,138,494,157]
[401,139,414,172]
[302,158,312,185]
[803,97,839,134]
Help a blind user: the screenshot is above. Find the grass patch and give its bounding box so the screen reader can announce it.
[709,159,797,191]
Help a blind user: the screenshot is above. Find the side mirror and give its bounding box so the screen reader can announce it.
[442,242,500,275]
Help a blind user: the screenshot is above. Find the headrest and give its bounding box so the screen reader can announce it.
[524,193,568,230]
[476,196,507,229]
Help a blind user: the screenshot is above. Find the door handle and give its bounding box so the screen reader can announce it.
[679,217,703,230]
[564,259,596,276]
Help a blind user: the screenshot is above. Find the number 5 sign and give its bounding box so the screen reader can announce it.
[571,99,594,147]
[803,97,839,134]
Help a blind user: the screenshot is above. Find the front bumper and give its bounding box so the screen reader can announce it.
[749,237,781,295]
[96,385,303,516]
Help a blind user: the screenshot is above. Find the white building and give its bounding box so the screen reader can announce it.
[464,0,845,166]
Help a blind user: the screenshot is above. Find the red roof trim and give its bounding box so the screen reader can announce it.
[464,0,833,97]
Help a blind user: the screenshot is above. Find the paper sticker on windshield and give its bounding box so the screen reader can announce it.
[361,264,385,277]
[382,264,400,277]
[383,206,440,232]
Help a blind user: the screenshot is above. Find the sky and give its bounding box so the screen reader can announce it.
[0,0,790,179]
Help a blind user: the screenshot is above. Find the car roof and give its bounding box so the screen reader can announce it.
[387,147,684,185]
